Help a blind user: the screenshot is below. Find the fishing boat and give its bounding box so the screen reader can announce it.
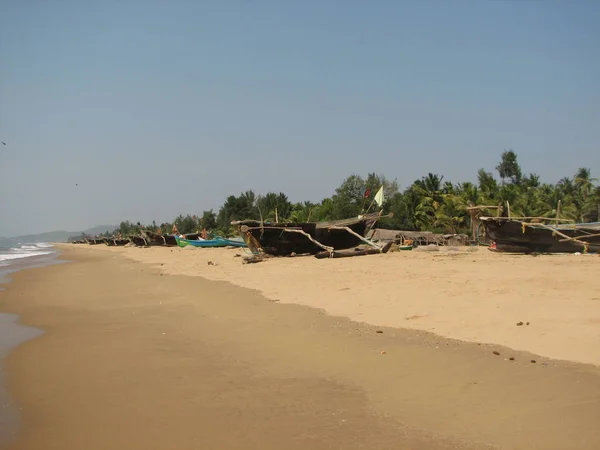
[232,212,391,257]
[130,236,149,247]
[144,231,202,246]
[174,236,247,248]
[480,217,600,254]
[105,238,130,246]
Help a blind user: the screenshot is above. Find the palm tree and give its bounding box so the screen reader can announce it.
[477,169,499,202]
[536,184,577,220]
[456,182,482,205]
[574,168,597,200]
[288,201,316,222]
[401,188,434,230]
[434,195,467,233]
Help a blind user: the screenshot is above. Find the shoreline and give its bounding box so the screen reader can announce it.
[0,249,64,448]
[61,243,600,366]
[1,246,600,449]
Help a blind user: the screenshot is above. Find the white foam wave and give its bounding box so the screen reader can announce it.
[0,243,55,263]
[0,251,54,262]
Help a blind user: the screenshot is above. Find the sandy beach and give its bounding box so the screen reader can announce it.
[1,245,600,449]
[75,244,600,365]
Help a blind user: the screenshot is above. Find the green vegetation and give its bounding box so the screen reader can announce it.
[114,151,599,238]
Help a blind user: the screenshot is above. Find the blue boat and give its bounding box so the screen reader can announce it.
[174,236,247,248]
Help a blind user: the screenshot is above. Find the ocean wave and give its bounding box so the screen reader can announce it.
[0,251,55,262]
[19,245,39,250]
[13,243,54,251]
[0,243,55,263]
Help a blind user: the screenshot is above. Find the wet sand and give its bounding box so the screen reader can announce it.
[1,246,600,449]
[0,315,42,447]
[71,244,600,366]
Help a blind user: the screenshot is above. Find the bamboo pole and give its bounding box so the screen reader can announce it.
[558,232,600,242]
[278,229,334,255]
[327,225,383,251]
[556,200,561,221]
[528,222,590,251]
[465,206,502,210]
[480,216,575,222]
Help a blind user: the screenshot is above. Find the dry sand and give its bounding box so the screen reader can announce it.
[75,244,600,366]
[1,245,599,450]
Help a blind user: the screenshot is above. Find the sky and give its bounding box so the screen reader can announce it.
[0,0,599,236]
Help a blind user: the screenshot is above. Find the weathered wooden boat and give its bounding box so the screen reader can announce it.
[141,231,177,246]
[130,236,149,247]
[480,217,600,254]
[232,212,391,257]
[144,231,200,246]
[174,236,247,248]
[87,238,106,245]
[105,238,130,246]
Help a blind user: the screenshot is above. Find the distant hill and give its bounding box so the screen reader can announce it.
[11,230,77,243]
[8,225,118,243]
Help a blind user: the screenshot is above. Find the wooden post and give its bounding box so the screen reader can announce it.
[556,200,561,221]
[506,201,511,219]
[275,207,279,223]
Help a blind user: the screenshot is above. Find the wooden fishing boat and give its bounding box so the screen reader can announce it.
[232,212,391,257]
[130,236,149,247]
[105,238,130,246]
[174,236,247,248]
[480,217,600,254]
[144,231,200,246]
[87,238,106,245]
[140,231,176,246]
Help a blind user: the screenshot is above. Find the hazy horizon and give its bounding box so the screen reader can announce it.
[1,1,599,236]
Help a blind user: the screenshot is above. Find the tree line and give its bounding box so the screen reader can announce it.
[105,151,599,238]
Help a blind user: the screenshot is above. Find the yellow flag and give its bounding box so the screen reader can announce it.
[374,185,384,207]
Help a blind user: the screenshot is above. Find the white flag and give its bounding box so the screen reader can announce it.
[374,185,384,207]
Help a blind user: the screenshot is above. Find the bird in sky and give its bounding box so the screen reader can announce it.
[1,142,6,145]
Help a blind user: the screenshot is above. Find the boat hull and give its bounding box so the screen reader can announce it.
[235,216,377,256]
[105,239,130,246]
[175,237,247,248]
[481,218,600,253]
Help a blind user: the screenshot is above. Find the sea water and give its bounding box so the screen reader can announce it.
[0,241,57,284]
[0,241,64,446]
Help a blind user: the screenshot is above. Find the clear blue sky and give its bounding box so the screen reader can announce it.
[1,0,598,236]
